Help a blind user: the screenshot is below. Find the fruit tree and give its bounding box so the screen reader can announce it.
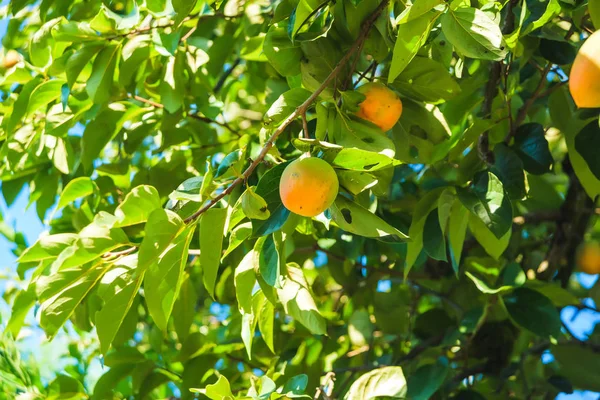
[1,0,600,398]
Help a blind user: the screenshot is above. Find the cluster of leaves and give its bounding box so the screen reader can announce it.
[1,0,600,398]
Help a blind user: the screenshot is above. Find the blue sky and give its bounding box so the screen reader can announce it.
[0,2,599,398]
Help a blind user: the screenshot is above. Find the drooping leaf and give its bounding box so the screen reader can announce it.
[457,171,512,239]
[277,263,326,335]
[503,287,561,337]
[200,208,228,298]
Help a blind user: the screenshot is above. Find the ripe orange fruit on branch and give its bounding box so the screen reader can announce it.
[577,242,600,274]
[1,50,21,69]
[355,82,403,132]
[279,157,339,217]
[569,30,600,108]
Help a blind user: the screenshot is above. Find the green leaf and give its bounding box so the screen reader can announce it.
[457,171,512,239]
[344,366,407,400]
[294,138,401,171]
[264,88,311,126]
[55,177,98,211]
[160,53,185,113]
[348,309,374,346]
[406,359,449,400]
[392,56,461,102]
[291,0,329,40]
[223,222,252,259]
[26,79,66,117]
[173,273,197,342]
[521,0,561,36]
[6,285,36,337]
[465,271,514,294]
[468,213,511,260]
[388,11,440,82]
[492,144,526,200]
[144,223,194,332]
[258,234,282,287]
[524,281,579,307]
[503,287,561,337]
[448,199,468,274]
[200,208,228,298]
[574,121,600,181]
[330,195,409,241]
[264,26,303,76]
[253,162,291,237]
[282,374,308,396]
[191,375,234,399]
[405,188,444,272]
[66,44,102,88]
[172,0,198,26]
[333,115,396,158]
[86,43,121,104]
[38,261,109,338]
[423,209,447,261]
[552,344,600,392]
[53,21,100,42]
[441,7,507,60]
[396,0,445,24]
[277,263,326,335]
[18,233,78,262]
[113,185,162,228]
[564,111,600,199]
[257,292,276,353]
[512,123,553,175]
[215,150,242,178]
[241,186,271,220]
[539,39,576,65]
[96,264,143,354]
[235,250,257,314]
[51,224,129,270]
[591,0,600,30]
[241,310,257,359]
[337,170,379,195]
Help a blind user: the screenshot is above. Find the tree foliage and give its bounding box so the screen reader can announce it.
[1,0,600,398]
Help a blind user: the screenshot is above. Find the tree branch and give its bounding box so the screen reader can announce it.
[106,13,244,40]
[214,57,242,94]
[182,0,390,225]
[127,93,240,135]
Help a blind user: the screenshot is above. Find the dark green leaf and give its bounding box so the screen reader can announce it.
[503,287,561,337]
[423,209,447,261]
[512,123,553,175]
[457,171,512,239]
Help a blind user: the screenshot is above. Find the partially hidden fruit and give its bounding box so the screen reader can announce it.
[279,157,339,217]
[355,82,403,132]
[577,242,600,274]
[2,49,21,69]
[569,30,600,108]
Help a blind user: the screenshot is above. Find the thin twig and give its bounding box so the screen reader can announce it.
[105,13,244,40]
[354,61,377,88]
[214,57,242,94]
[180,26,197,42]
[507,64,551,143]
[301,112,310,139]
[182,0,390,225]
[127,93,240,135]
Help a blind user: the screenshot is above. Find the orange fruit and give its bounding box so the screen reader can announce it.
[279,157,339,217]
[569,30,600,108]
[2,50,20,69]
[577,242,600,274]
[355,82,403,132]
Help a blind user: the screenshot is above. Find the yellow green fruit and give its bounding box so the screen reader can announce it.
[279,157,339,217]
[569,30,600,108]
[577,242,600,274]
